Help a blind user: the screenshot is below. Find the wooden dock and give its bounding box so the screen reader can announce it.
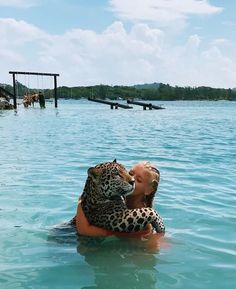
[127,99,165,110]
[88,97,133,109]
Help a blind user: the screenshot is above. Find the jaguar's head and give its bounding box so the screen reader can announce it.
[88,160,135,199]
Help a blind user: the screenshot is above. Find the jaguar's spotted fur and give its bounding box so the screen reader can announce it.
[80,160,165,233]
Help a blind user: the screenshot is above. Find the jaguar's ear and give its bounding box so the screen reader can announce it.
[88,167,99,182]
[113,159,117,163]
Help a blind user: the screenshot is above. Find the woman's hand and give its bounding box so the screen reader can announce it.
[141,232,165,252]
[76,201,113,237]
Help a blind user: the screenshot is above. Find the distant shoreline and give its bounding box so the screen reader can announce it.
[58,97,234,101]
[1,82,236,101]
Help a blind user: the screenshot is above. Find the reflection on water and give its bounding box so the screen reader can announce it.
[78,242,159,289]
[49,222,161,289]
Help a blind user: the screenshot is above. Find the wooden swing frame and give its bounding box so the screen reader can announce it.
[9,71,60,109]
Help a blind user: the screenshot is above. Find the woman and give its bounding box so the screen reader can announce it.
[75,161,164,243]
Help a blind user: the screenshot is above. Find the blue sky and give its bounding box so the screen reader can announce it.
[1,0,236,88]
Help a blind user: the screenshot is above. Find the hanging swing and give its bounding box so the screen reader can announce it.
[9,71,59,109]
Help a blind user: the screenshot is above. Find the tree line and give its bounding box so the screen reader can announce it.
[50,83,236,101]
[1,82,236,101]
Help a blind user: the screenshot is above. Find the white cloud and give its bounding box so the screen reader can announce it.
[211,38,230,46]
[0,18,50,86]
[159,36,236,88]
[187,34,201,48]
[200,46,236,87]
[36,21,164,86]
[0,0,38,8]
[109,0,223,27]
[0,48,23,62]
[130,23,164,45]
[0,18,47,46]
[1,18,236,88]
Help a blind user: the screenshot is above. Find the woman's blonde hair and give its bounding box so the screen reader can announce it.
[141,161,160,207]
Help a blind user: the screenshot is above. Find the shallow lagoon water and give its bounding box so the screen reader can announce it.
[0,99,235,289]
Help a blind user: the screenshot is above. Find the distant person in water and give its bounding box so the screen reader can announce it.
[38,91,45,108]
[74,161,164,250]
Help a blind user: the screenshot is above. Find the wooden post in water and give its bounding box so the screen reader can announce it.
[12,73,17,109]
[127,99,165,110]
[54,75,58,108]
[88,97,133,109]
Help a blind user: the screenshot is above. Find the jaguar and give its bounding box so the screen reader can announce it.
[79,160,165,233]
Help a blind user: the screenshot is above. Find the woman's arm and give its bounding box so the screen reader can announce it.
[76,202,152,238]
[76,202,113,237]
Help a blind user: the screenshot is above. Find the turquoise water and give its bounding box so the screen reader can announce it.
[0,100,235,289]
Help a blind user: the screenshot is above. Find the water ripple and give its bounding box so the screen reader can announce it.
[1,100,236,289]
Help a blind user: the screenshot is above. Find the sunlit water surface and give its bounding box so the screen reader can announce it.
[0,100,235,289]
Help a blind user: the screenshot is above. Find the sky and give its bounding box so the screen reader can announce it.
[1,0,236,88]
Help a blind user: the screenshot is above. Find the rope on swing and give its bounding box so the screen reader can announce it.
[38,75,46,108]
[27,74,30,97]
[22,75,30,108]
[50,75,54,102]
[21,74,37,108]
[37,74,39,94]
[16,74,19,99]
[24,74,27,97]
